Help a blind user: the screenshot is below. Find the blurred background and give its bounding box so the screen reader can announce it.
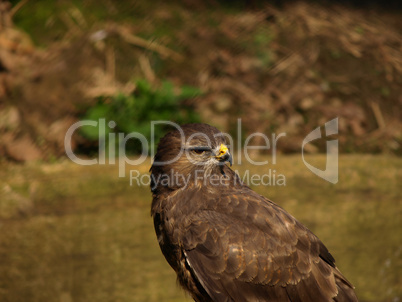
[0,0,401,301]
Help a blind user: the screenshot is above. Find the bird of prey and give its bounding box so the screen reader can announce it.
[150,123,358,302]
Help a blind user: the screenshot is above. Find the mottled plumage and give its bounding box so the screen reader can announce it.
[150,123,358,302]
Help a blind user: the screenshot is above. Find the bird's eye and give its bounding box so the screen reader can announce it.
[189,147,211,155]
[192,149,205,155]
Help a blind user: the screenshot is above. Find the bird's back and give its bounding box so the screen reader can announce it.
[152,177,358,302]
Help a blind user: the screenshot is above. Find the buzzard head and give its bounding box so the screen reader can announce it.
[150,123,233,193]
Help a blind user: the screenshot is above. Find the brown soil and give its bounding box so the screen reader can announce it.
[0,1,401,161]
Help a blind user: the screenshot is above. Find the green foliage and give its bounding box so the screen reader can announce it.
[80,79,201,154]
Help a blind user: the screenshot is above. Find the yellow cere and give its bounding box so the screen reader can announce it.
[218,144,229,157]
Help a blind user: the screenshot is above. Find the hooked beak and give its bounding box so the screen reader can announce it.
[215,144,232,166]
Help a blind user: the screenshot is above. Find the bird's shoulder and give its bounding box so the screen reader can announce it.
[173,185,342,297]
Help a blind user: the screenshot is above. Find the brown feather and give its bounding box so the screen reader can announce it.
[151,123,358,302]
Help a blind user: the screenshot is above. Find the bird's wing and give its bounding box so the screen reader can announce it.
[181,188,356,302]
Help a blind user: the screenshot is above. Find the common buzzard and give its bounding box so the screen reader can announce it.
[150,123,358,302]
